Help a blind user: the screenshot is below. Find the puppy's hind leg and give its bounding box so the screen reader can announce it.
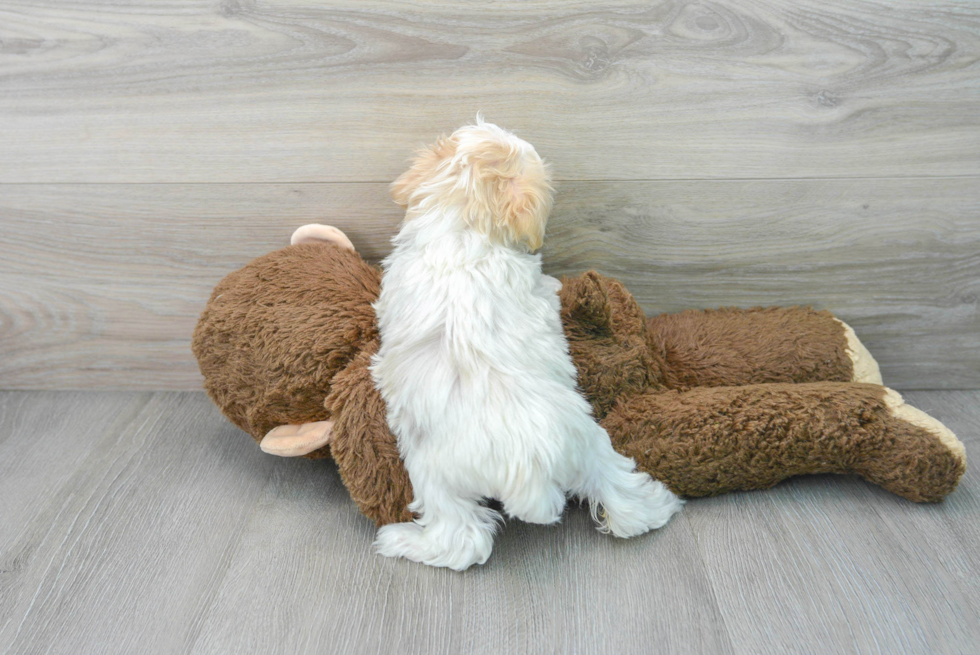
[573,426,683,538]
[500,473,566,525]
[374,480,501,571]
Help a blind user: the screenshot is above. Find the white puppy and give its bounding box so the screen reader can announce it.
[371,118,682,570]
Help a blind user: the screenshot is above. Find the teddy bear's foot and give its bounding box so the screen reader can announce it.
[884,389,964,460]
[260,420,335,457]
[835,319,883,384]
[290,224,355,252]
[856,389,966,502]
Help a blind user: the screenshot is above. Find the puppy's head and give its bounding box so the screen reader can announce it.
[391,117,553,251]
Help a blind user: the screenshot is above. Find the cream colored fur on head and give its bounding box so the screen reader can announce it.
[390,117,554,252]
[371,119,682,571]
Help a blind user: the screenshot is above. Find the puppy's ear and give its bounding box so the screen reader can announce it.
[461,141,554,251]
[390,135,456,209]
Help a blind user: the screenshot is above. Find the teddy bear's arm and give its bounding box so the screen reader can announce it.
[325,346,415,526]
[645,307,881,389]
[602,381,965,503]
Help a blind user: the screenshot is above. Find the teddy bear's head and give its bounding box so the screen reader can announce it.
[559,271,667,419]
[192,242,382,447]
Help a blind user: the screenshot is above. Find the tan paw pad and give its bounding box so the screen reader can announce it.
[836,319,883,385]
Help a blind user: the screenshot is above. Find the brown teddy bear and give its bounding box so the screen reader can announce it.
[192,226,966,526]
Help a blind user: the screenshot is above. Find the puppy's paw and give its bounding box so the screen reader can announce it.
[598,475,683,539]
[374,521,493,571]
[375,522,427,560]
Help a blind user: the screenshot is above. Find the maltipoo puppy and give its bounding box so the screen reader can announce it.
[371,118,682,570]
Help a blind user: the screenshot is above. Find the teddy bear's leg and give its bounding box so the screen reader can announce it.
[290,224,355,251]
[646,307,882,388]
[602,382,965,502]
[498,473,566,525]
[260,421,334,457]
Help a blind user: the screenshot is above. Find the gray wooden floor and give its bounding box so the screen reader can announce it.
[1,390,977,655]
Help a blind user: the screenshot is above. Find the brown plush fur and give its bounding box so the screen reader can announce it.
[647,307,853,389]
[604,383,964,502]
[192,243,381,450]
[325,346,416,523]
[559,271,666,420]
[194,242,966,525]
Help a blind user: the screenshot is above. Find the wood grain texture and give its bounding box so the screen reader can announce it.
[1,0,978,182]
[0,392,276,654]
[189,458,732,655]
[1,178,977,390]
[0,390,977,654]
[0,390,149,616]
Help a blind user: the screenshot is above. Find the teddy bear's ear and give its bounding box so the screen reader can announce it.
[560,271,613,333]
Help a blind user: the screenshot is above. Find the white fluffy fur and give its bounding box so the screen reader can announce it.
[371,120,682,571]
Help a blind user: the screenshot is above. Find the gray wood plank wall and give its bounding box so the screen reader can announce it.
[2,0,979,182]
[1,0,978,390]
